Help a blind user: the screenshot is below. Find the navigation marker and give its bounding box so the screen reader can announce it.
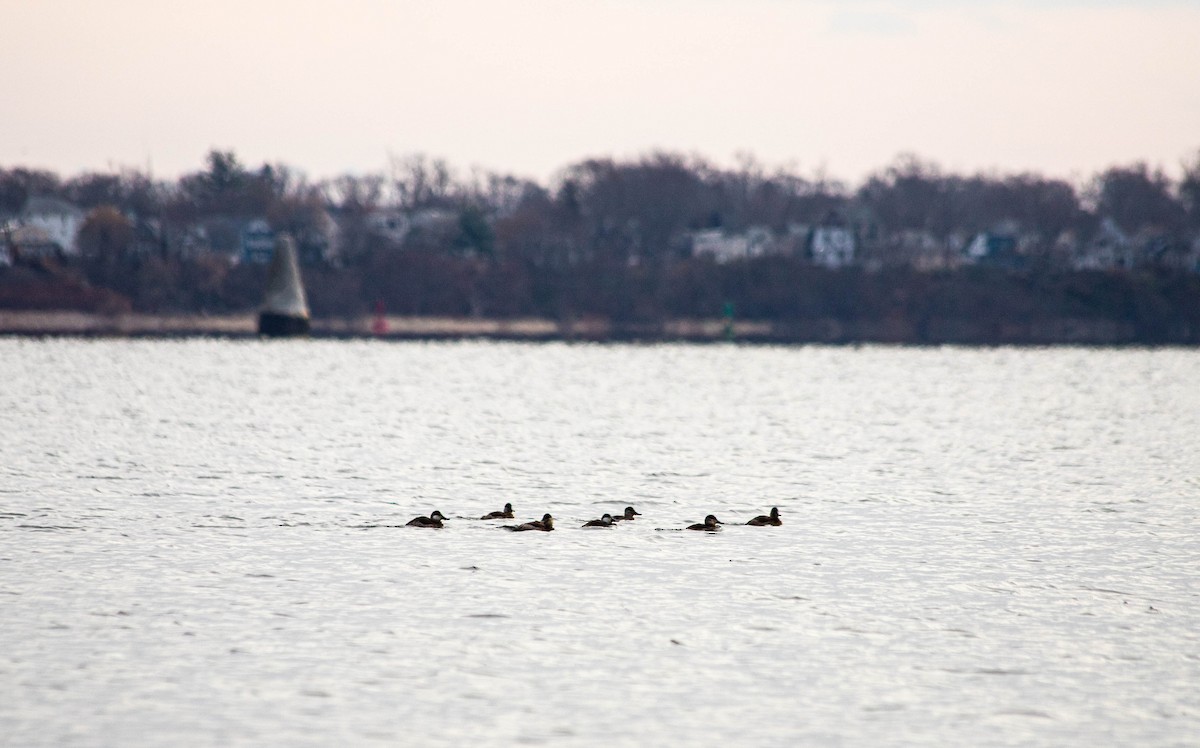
[258,234,310,337]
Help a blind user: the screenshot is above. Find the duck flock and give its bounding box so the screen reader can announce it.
[404,504,782,531]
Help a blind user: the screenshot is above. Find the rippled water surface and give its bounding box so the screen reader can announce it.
[1,339,1198,746]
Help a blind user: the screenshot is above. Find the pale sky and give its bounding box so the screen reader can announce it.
[2,0,1198,185]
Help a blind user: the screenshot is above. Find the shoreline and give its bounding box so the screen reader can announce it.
[0,311,757,342]
[1,310,1195,345]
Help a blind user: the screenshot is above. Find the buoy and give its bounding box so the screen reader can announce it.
[371,299,388,336]
[257,234,310,336]
[722,300,735,341]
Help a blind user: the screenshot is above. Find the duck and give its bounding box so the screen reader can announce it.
[611,506,641,522]
[746,507,782,526]
[406,510,446,528]
[686,515,723,531]
[582,514,614,528]
[504,513,555,532]
[481,502,515,520]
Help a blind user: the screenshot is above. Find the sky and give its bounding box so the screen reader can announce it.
[2,0,1198,186]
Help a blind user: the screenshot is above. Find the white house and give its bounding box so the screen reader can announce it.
[409,207,458,232]
[366,209,411,244]
[1073,218,1133,270]
[20,197,85,255]
[810,226,856,268]
[691,227,772,263]
[296,208,340,265]
[964,232,1019,263]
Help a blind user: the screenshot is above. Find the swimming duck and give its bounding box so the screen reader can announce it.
[406,510,446,528]
[582,514,614,528]
[686,515,723,531]
[746,507,782,526]
[481,502,515,520]
[611,506,641,522]
[505,513,555,532]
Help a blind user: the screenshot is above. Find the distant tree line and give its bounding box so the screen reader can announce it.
[2,149,1199,340]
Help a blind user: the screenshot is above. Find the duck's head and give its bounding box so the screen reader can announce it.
[705,514,722,527]
[770,507,780,519]
[624,506,641,518]
[430,510,446,521]
[601,514,614,524]
[541,513,554,529]
[504,502,513,512]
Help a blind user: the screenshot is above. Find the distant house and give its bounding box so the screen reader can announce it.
[1135,230,1200,273]
[1073,218,1133,271]
[365,209,410,244]
[403,207,460,251]
[357,207,457,253]
[19,196,85,255]
[4,224,63,262]
[409,208,459,232]
[690,227,772,263]
[804,212,856,268]
[1051,230,1081,267]
[809,226,856,268]
[193,217,238,259]
[240,219,275,264]
[963,230,1024,268]
[293,209,339,265]
[1136,231,1172,268]
[238,211,339,266]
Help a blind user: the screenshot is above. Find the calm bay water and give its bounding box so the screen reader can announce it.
[1,339,1198,746]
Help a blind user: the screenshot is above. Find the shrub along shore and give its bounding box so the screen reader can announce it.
[1,308,1194,345]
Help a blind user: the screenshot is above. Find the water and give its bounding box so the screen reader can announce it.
[1,339,1198,746]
